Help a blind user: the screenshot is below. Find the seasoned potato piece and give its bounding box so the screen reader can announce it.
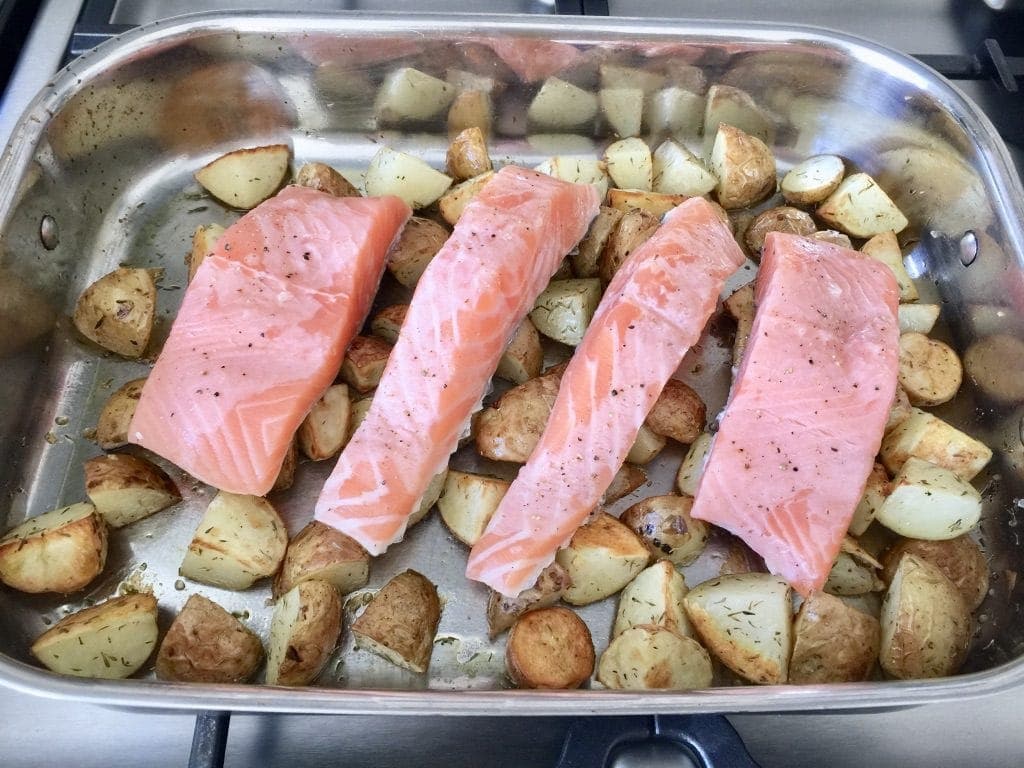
[95,378,146,449]
[156,594,263,683]
[84,453,180,528]
[447,89,493,136]
[676,432,712,497]
[352,569,441,673]
[876,458,982,540]
[0,502,107,594]
[964,334,1024,403]
[825,551,884,596]
[652,139,716,196]
[809,229,853,248]
[880,408,992,481]
[375,67,454,124]
[683,573,792,684]
[529,278,602,347]
[446,126,493,181]
[534,156,609,197]
[817,174,909,238]
[606,188,688,217]
[789,591,880,684]
[626,424,668,465]
[780,154,844,206]
[365,146,452,209]
[187,223,225,282]
[271,439,298,493]
[881,535,988,611]
[600,208,659,284]
[194,144,290,210]
[473,368,562,462]
[879,553,971,679]
[743,206,816,256]
[710,123,776,210]
[724,282,755,367]
[298,383,351,461]
[598,626,712,690]
[31,593,157,679]
[898,332,962,407]
[340,335,392,394]
[861,231,917,301]
[602,463,648,505]
[348,395,373,441]
[849,462,890,536]
[370,304,407,345]
[646,86,704,137]
[703,84,775,147]
[573,206,623,278]
[556,513,651,605]
[604,137,653,191]
[438,171,495,225]
[179,492,288,590]
[487,562,571,639]
[645,379,705,444]
[387,217,449,288]
[718,535,767,577]
[898,303,940,335]
[273,520,370,599]
[73,267,156,359]
[600,87,644,138]
[408,469,448,529]
[506,606,594,689]
[496,318,543,384]
[438,470,509,546]
[294,161,360,197]
[613,559,691,639]
[267,580,342,686]
[527,77,598,131]
[620,494,709,567]
[885,386,913,434]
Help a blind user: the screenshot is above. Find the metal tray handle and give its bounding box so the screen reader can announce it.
[189,712,230,768]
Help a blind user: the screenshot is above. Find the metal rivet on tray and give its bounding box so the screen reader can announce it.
[40,214,59,250]
[959,230,979,267]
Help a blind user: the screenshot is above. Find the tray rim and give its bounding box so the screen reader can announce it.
[1,10,1023,715]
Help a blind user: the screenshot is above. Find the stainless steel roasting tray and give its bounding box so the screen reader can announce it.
[0,12,1022,715]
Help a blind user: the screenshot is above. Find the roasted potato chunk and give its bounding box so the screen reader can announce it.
[273,520,370,599]
[604,137,653,191]
[606,188,688,217]
[676,432,712,497]
[877,457,982,540]
[298,383,351,461]
[626,424,668,465]
[340,335,392,394]
[529,278,602,346]
[438,171,495,225]
[187,223,225,282]
[84,453,180,528]
[156,594,263,683]
[438,470,509,546]
[497,317,544,384]
[652,139,716,197]
[780,154,844,206]
[375,67,454,124]
[710,124,776,210]
[556,513,651,605]
[789,591,880,684]
[446,126,492,181]
[743,206,816,256]
[861,231,918,302]
[613,559,691,639]
[600,87,644,138]
[294,161,360,197]
[620,494,709,567]
[724,282,755,367]
[387,217,449,288]
[194,143,291,209]
[598,626,712,690]
[370,304,408,345]
[267,579,342,686]
[816,173,909,238]
[271,439,298,493]
[881,535,989,611]
[95,378,146,449]
[899,303,941,335]
[824,551,884,596]
[73,267,157,358]
[573,206,623,278]
[645,379,705,445]
[473,368,562,463]
[486,561,571,639]
[527,77,598,131]
[898,332,963,407]
[602,463,648,505]
[599,208,659,284]
[506,606,594,689]
[352,569,441,673]
[848,461,890,537]
[447,90,493,136]
[880,408,992,481]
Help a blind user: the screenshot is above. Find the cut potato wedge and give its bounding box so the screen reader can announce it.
[179,492,287,590]
[710,124,776,210]
[294,161,360,197]
[880,408,992,481]
[497,317,544,384]
[848,461,890,537]
[446,126,492,181]
[898,332,963,407]
[825,551,884,596]
[84,453,180,528]
[527,77,598,131]
[600,88,644,138]
[387,216,449,288]
[73,267,156,359]
[789,591,880,684]
[473,367,561,462]
[879,553,970,679]
[602,463,648,505]
[339,335,391,394]
[652,139,716,196]
[298,383,351,461]
[352,569,441,674]
[556,512,651,606]
[529,278,602,347]
[273,520,370,599]
[881,535,989,611]
[646,86,704,137]
[408,468,448,529]
[676,432,712,497]
[156,594,263,683]
[816,173,909,237]
[375,67,455,124]
[899,303,941,335]
[964,334,1024,403]
[744,206,816,256]
[533,156,609,197]
[195,143,290,210]
[187,223,225,283]
[620,495,709,567]
[365,146,452,209]
[606,188,688,217]
[486,561,571,639]
[573,206,623,278]
[861,231,918,302]
[31,593,157,679]
[438,171,494,225]
[683,573,792,684]
[876,457,982,540]
[598,626,712,690]
[95,378,146,449]
[613,559,691,639]
[645,379,705,445]
[506,606,594,689]
[626,424,667,465]
[780,154,844,206]
[267,580,342,686]
[604,137,653,191]
[438,470,510,546]
[370,304,408,345]
[0,502,107,594]
[447,89,493,136]
[600,207,659,284]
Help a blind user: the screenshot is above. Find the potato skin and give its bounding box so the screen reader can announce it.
[294,162,360,197]
[645,380,705,445]
[446,126,492,181]
[73,267,156,358]
[711,123,776,210]
[743,206,816,256]
[387,217,450,288]
[789,591,880,684]
[352,569,441,674]
[473,368,562,462]
[620,494,709,566]
[881,535,988,611]
[273,520,370,599]
[487,562,570,638]
[156,594,263,683]
[506,606,595,689]
[95,378,146,449]
[268,580,342,686]
[84,453,180,528]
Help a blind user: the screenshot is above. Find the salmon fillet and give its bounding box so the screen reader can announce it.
[467,197,745,597]
[315,166,601,554]
[130,186,410,495]
[691,232,899,596]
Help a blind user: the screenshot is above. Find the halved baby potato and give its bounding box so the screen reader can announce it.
[352,569,441,674]
[438,470,509,546]
[294,161,360,197]
[84,453,180,528]
[598,626,712,690]
[298,383,351,461]
[387,217,449,288]
[880,534,989,612]
[645,379,705,445]
[187,223,225,282]
[612,559,691,639]
[73,267,157,359]
[473,367,562,463]
[604,137,653,191]
[898,332,963,407]
[506,606,594,689]
[861,231,918,302]
[876,457,982,540]
[156,594,263,683]
[743,206,816,256]
[824,551,884,596]
[446,126,493,182]
[273,520,370,599]
[96,378,146,449]
[710,123,776,210]
[602,463,648,505]
[486,561,571,639]
[620,494,709,567]
[652,139,716,197]
[816,173,909,238]
[626,424,667,465]
[529,278,602,347]
[780,154,844,206]
[496,318,543,384]
[676,432,712,497]
[880,408,992,481]
[339,335,392,394]
[788,591,880,684]
[194,143,291,210]
[267,579,342,686]
[438,171,495,225]
[365,146,452,209]
[556,512,650,605]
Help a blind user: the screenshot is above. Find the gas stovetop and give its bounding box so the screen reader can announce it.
[0,2,1022,767]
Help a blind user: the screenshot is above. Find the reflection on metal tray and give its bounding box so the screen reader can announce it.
[0,13,1022,715]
